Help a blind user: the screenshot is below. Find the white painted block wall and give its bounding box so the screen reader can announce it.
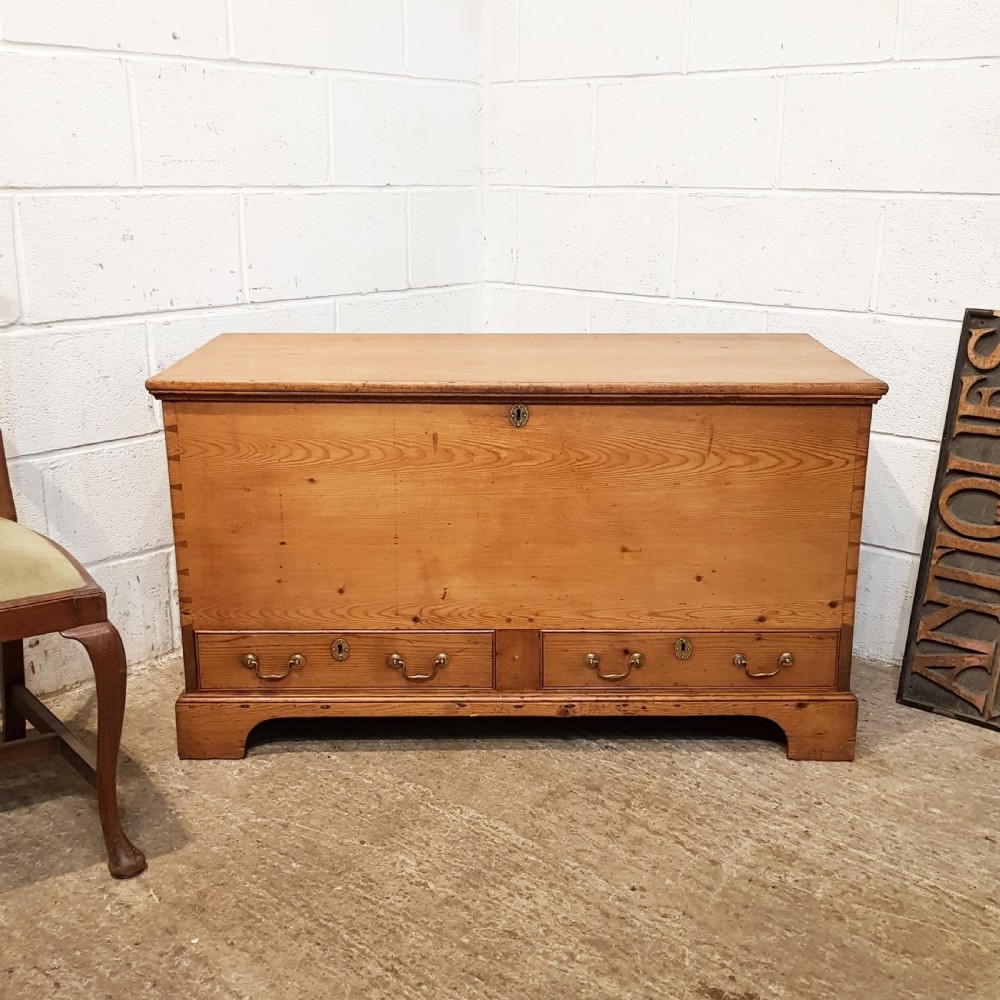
[482,0,1000,667]
[0,0,482,691]
[1,1,997,690]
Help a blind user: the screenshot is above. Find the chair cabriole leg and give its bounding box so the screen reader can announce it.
[62,622,147,879]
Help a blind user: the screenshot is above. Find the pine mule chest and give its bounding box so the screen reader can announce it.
[147,334,887,762]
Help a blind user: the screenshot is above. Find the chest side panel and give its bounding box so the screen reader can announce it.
[171,401,862,631]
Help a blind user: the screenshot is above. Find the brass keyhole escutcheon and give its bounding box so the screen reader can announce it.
[509,403,529,428]
[674,637,693,660]
[331,638,350,661]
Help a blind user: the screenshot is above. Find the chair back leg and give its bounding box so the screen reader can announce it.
[61,622,147,879]
[1,639,27,743]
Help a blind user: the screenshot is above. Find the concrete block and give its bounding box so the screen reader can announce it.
[91,550,177,667]
[338,287,479,332]
[332,80,477,185]
[134,62,327,185]
[0,199,18,326]
[243,192,406,300]
[407,0,479,80]
[409,190,479,287]
[519,0,684,79]
[0,322,156,455]
[18,194,242,322]
[5,457,47,532]
[862,435,939,554]
[590,298,764,333]
[1,0,229,58]
[767,311,960,440]
[149,302,338,373]
[878,199,1000,320]
[597,76,780,187]
[517,191,676,295]
[688,0,898,70]
[488,84,593,185]
[231,0,403,71]
[676,195,882,310]
[782,67,1000,193]
[0,54,133,187]
[855,546,920,665]
[484,0,518,82]
[484,284,588,332]
[484,189,516,282]
[902,0,1000,59]
[44,437,172,565]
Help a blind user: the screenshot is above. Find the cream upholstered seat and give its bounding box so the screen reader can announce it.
[0,517,85,603]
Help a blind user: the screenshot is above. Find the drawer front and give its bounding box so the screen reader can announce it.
[542,632,838,689]
[198,631,495,691]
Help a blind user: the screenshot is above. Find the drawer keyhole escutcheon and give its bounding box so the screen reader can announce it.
[509,403,529,428]
[733,651,794,679]
[674,637,693,660]
[387,651,449,682]
[585,651,644,681]
[331,637,350,661]
[241,652,305,681]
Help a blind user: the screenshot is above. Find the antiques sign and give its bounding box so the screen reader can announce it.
[900,308,1000,729]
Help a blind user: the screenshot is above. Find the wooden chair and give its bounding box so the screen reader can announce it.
[0,430,146,878]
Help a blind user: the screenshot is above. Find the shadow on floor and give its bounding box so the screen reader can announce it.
[246,713,790,756]
[0,690,187,892]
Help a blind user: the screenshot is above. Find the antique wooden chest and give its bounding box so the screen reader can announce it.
[147,334,887,760]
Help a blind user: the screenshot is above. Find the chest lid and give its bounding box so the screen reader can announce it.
[146,333,887,403]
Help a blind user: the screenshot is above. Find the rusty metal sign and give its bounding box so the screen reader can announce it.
[899,308,1000,729]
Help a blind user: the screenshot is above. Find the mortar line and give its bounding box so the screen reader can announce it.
[589,82,599,184]
[681,0,693,73]
[5,283,480,331]
[869,205,888,311]
[495,53,1000,83]
[894,0,909,60]
[8,431,165,464]
[405,189,414,287]
[513,0,520,83]
[773,76,786,188]
[224,0,237,58]
[237,193,250,303]
[401,0,409,73]
[482,282,962,325]
[326,75,336,183]
[5,184,479,195]
[124,61,143,184]
[87,544,176,570]
[669,192,681,297]
[9,197,29,323]
[0,40,482,84]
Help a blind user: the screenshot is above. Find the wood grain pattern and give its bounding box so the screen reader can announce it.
[541,631,838,689]
[495,630,540,691]
[147,334,888,403]
[197,631,494,691]
[172,402,861,632]
[174,690,859,761]
[153,333,882,763]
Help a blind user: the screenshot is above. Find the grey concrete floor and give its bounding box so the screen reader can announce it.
[1,657,998,1000]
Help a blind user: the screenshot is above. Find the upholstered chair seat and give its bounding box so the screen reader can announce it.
[0,427,146,879]
[0,518,86,603]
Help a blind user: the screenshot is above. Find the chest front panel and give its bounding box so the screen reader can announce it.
[170,400,862,633]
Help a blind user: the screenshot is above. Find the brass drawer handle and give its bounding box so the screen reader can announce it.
[242,652,305,681]
[733,651,793,679]
[584,651,644,681]
[387,651,449,682]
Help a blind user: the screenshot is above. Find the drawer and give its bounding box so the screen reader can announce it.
[541,631,838,689]
[197,631,495,691]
